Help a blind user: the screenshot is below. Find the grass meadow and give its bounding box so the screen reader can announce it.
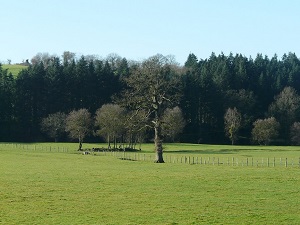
[2,64,28,77]
[1,143,300,224]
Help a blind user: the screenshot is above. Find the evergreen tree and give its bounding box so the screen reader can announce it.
[0,65,15,140]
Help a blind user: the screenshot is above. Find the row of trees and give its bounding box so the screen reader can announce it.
[41,105,185,152]
[2,52,300,150]
[223,86,300,145]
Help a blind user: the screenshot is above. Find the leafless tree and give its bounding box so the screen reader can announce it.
[161,106,186,142]
[40,112,67,142]
[65,108,92,150]
[224,107,242,145]
[252,117,280,145]
[94,104,126,149]
[120,54,182,162]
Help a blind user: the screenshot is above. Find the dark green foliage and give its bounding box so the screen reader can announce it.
[0,64,15,141]
[290,122,300,145]
[2,52,300,145]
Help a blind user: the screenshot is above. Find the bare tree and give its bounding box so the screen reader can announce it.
[65,108,92,150]
[224,107,242,145]
[62,51,76,64]
[106,53,122,70]
[31,52,57,67]
[161,106,186,142]
[252,117,280,145]
[124,109,149,149]
[120,54,181,163]
[94,104,126,149]
[40,112,67,142]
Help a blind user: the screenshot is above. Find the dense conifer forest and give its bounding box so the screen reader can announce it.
[1,52,300,145]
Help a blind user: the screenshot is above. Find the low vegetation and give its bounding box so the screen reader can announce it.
[0,143,300,224]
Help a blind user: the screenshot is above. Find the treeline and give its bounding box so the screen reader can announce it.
[1,52,300,145]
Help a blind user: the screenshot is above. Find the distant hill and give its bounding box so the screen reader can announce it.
[2,64,28,77]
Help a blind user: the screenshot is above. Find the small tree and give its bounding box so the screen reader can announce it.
[290,122,300,145]
[94,104,126,149]
[268,86,300,142]
[252,117,280,145]
[65,108,92,150]
[161,106,186,142]
[224,107,242,145]
[124,109,149,149]
[41,112,67,142]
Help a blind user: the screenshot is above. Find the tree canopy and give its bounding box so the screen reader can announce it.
[2,52,300,146]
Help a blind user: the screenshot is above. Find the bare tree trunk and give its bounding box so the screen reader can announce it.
[78,135,82,150]
[107,134,111,149]
[154,122,164,163]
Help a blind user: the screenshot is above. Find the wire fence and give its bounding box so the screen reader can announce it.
[0,143,69,153]
[97,150,300,168]
[1,143,300,168]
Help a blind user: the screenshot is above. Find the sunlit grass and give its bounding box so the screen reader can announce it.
[2,64,28,77]
[0,143,300,224]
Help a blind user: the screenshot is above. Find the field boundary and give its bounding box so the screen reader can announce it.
[111,151,300,168]
[0,143,69,152]
[1,143,300,168]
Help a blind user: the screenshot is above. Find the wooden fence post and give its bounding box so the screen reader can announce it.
[280,158,282,166]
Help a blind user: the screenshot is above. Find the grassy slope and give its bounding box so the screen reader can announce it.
[2,64,28,77]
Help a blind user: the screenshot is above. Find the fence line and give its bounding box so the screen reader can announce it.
[1,143,299,168]
[96,150,300,168]
[0,143,69,153]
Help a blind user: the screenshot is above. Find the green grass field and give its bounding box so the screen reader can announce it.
[2,64,28,77]
[0,143,300,224]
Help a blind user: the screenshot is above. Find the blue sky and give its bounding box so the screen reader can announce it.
[1,0,300,65]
